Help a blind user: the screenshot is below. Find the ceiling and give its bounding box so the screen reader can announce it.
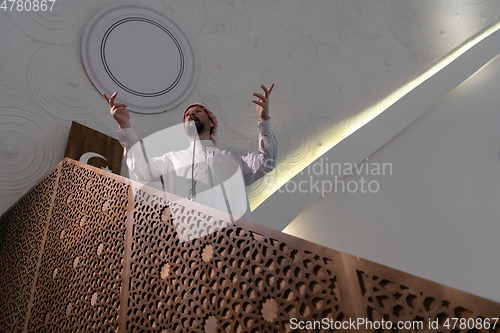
[1,0,500,218]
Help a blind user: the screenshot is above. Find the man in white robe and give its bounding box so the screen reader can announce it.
[104,84,276,223]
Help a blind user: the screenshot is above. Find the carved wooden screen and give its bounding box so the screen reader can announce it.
[0,168,58,333]
[342,253,500,333]
[0,159,355,332]
[1,158,499,333]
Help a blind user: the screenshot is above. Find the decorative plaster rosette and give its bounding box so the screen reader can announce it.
[28,46,103,121]
[88,0,207,55]
[280,118,318,177]
[0,104,65,195]
[387,1,429,49]
[363,36,413,91]
[203,0,249,42]
[285,34,320,86]
[0,18,38,84]
[318,57,368,119]
[426,17,465,57]
[194,33,255,99]
[405,0,455,28]
[261,62,296,106]
[8,0,92,44]
[336,0,387,38]
[81,3,197,114]
[160,0,207,38]
[248,16,285,74]
[218,84,281,139]
[286,1,341,46]
[309,115,345,150]
[448,1,497,32]
[0,79,32,107]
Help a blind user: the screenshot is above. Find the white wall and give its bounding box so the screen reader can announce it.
[284,53,500,302]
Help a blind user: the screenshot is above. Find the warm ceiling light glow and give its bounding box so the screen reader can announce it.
[250,22,500,211]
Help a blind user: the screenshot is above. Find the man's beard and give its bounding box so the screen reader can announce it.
[186,121,205,137]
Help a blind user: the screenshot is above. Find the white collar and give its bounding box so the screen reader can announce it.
[189,140,215,148]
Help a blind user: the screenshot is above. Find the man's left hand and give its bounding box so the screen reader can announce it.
[253,83,275,122]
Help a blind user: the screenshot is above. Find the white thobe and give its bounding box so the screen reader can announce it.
[117,119,277,222]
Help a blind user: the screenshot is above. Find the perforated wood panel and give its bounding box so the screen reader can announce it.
[0,169,58,333]
[127,185,352,332]
[1,159,499,333]
[342,253,500,333]
[26,161,129,332]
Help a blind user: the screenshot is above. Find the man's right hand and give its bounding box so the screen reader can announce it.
[103,92,131,129]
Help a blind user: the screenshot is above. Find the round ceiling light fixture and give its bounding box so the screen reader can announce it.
[82,3,197,113]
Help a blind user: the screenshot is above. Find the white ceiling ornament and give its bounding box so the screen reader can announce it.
[0,104,64,195]
[0,79,31,107]
[318,57,368,119]
[8,0,92,44]
[193,33,255,99]
[28,46,103,121]
[203,0,249,41]
[261,61,296,106]
[363,35,413,91]
[277,93,303,129]
[115,0,207,39]
[160,0,207,38]
[409,0,442,20]
[82,3,197,114]
[336,0,387,38]
[309,115,346,151]
[281,118,318,173]
[248,16,286,74]
[219,84,281,139]
[285,1,341,46]
[0,19,38,85]
[426,18,464,58]
[387,1,429,49]
[285,34,320,86]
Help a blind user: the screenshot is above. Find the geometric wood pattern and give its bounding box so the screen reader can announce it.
[342,253,500,333]
[25,161,129,332]
[128,186,351,332]
[0,168,58,333]
[1,158,499,333]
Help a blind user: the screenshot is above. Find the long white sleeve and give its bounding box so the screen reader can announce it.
[238,119,277,185]
[117,128,173,182]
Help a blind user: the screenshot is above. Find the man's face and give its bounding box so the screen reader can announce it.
[183,105,214,138]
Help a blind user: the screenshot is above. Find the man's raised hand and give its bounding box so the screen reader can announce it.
[253,83,275,122]
[103,92,131,129]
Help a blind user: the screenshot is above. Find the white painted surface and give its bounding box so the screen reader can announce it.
[284,53,500,302]
[81,3,198,113]
[254,26,500,230]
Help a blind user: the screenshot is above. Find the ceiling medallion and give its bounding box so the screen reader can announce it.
[82,3,197,113]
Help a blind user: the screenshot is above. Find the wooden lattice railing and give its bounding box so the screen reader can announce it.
[1,158,499,333]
